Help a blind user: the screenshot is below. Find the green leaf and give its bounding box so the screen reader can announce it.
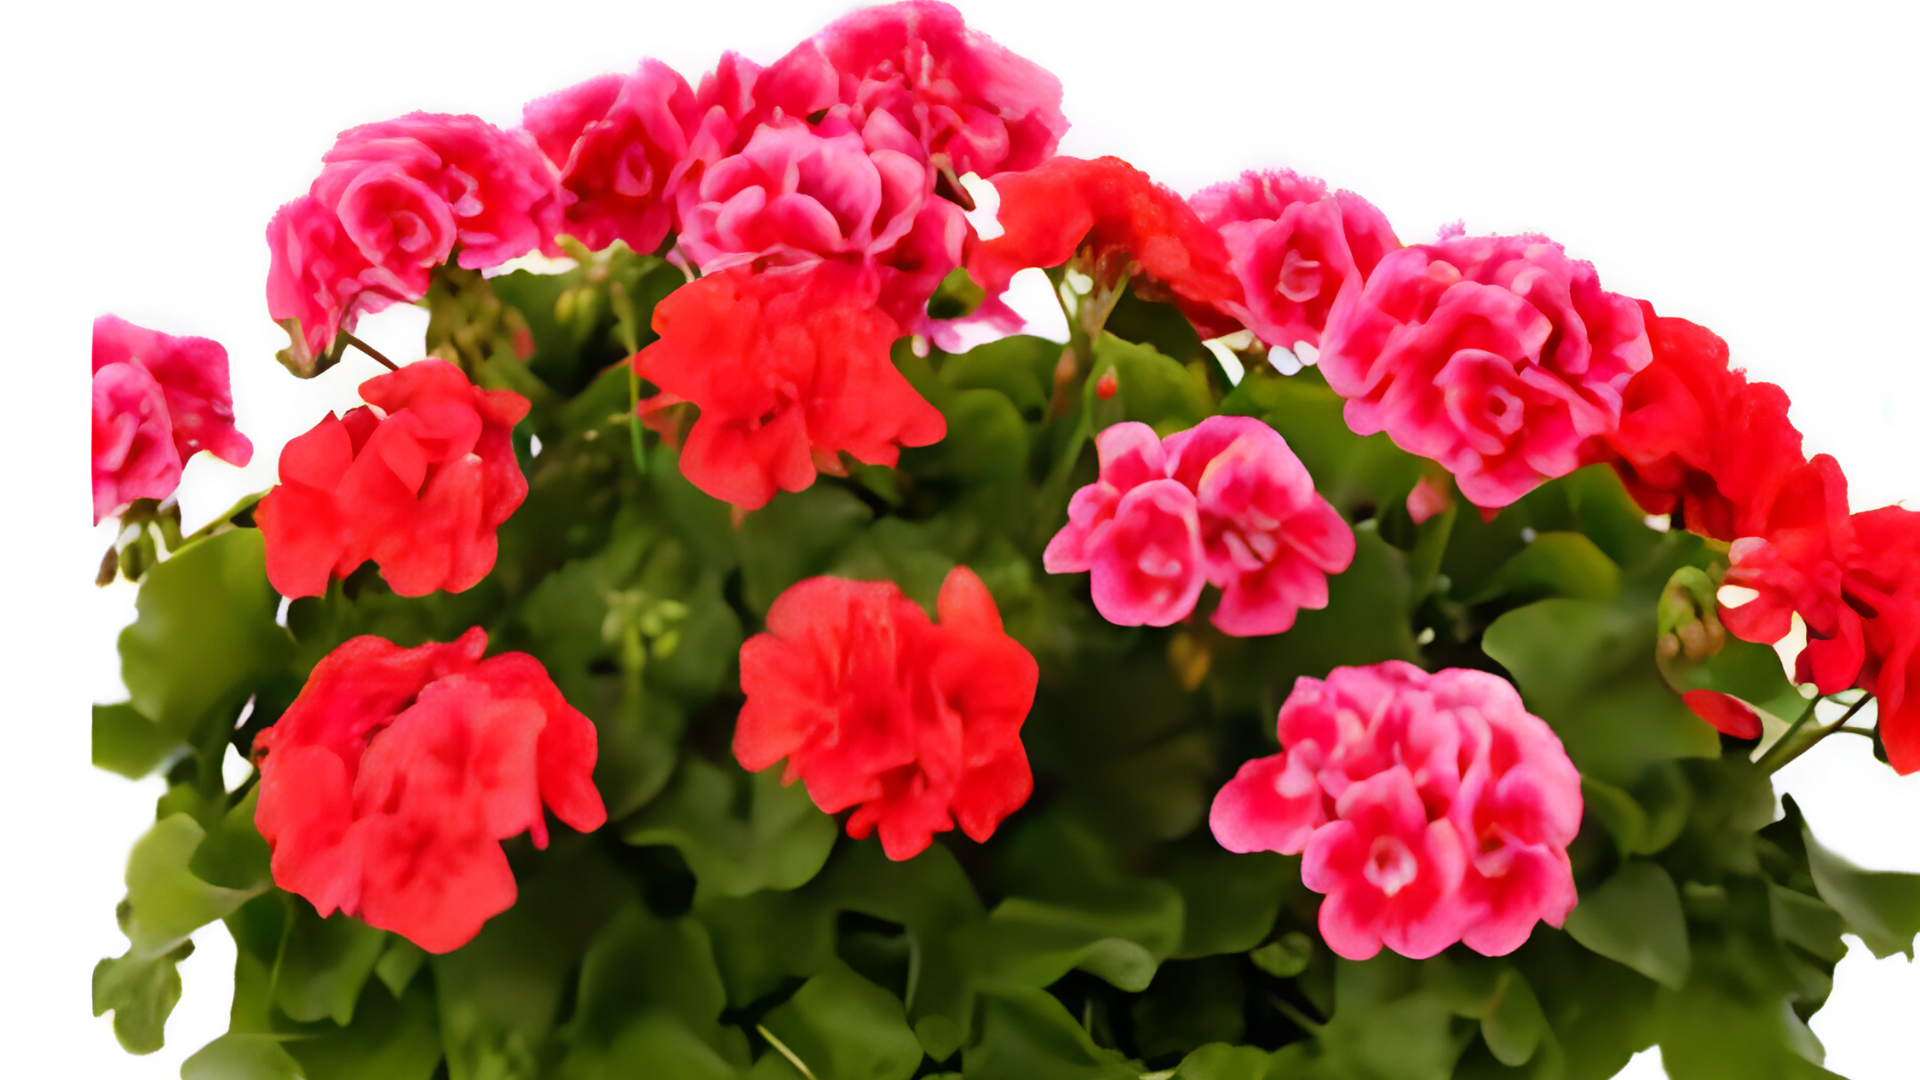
[938,335,1056,418]
[188,785,272,892]
[750,961,923,1080]
[962,987,1135,1080]
[374,937,428,1000]
[1161,844,1296,958]
[1655,982,1841,1080]
[92,941,190,1054]
[1219,367,1426,521]
[1564,861,1691,989]
[1481,968,1548,1067]
[1314,988,1460,1080]
[912,386,1030,486]
[117,528,292,761]
[1089,333,1213,435]
[563,1016,743,1080]
[1249,932,1313,979]
[286,978,446,1080]
[1580,770,1689,858]
[570,903,728,1041]
[122,813,264,956]
[623,758,838,902]
[1172,1043,1274,1080]
[182,1034,306,1080]
[1767,885,1847,964]
[1131,956,1246,1061]
[737,484,875,613]
[274,903,388,1026]
[1803,824,1920,958]
[92,701,179,778]
[1469,532,1621,605]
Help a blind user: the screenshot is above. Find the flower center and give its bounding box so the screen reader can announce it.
[1364,834,1419,897]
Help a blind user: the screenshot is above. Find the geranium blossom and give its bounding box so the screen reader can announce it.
[1045,417,1352,634]
[255,359,529,598]
[1210,662,1581,959]
[1318,232,1651,508]
[523,60,700,255]
[91,316,253,522]
[734,566,1038,860]
[1191,169,1400,351]
[635,263,945,509]
[253,628,604,953]
[267,113,561,372]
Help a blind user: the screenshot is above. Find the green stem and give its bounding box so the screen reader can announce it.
[1761,695,1873,773]
[627,360,648,474]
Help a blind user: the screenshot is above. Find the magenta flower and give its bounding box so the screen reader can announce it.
[523,60,700,255]
[1192,170,1399,352]
[92,315,253,523]
[755,0,1067,179]
[1210,662,1582,960]
[1046,418,1352,635]
[267,113,562,370]
[1318,232,1651,509]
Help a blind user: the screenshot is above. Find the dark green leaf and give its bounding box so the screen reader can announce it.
[1161,844,1296,958]
[751,961,923,1080]
[1481,968,1548,1067]
[624,759,837,902]
[1173,1043,1274,1080]
[1469,533,1621,605]
[1803,825,1920,958]
[1089,333,1212,435]
[961,987,1134,1080]
[274,903,388,1026]
[737,485,874,613]
[1563,861,1691,989]
[287,978,445,1080]
[92,701,179,778]
[1131,956,1246,1061]
[92,942,190,1054]
[938,335,1056,417]
[188,785,272,892]
[374,937,428,1000]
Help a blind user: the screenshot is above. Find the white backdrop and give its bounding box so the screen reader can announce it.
[7,1,1917,1076]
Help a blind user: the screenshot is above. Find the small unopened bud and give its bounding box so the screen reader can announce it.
[1095,370,1118,400]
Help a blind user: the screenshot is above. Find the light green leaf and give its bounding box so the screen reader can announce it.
[624,759,837,902]
[1564,861,1691,989]
[122,813,263,957]
[1172,1043,1274,1080]
[181,1034,305,1080]
[92,942,190,1054]
[92,701,179,778]
[1249,933,1313,979]
[1481,968,1548,1067]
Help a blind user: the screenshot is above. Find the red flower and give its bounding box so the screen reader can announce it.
[965,156,1247,335]
[1604,302,1808,541]
[255,360,529,598]
[734,566,1038,860]
[253,628,605,953]
[522,60,700,255]
[635,263,945,510]
[1848,508,1920,772]
[91,315,253,522]
[1681,689,1763,739]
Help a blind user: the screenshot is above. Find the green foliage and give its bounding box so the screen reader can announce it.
[98,256,1916,1080]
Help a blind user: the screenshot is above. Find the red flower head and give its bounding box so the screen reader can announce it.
[253,628,605,953]
[755,0,1067,180]
[523,60,700,255]
[1605,302,1808,540]
[635,263,945,510]
[1191,169,1401,352]
[1318,232,1651,509]
[267,113,561,371]
[91,315,253,522]
[966,156,1247,335]
[255,359,530,598]
[734,566,1038,860]
[1847,508,1920,773]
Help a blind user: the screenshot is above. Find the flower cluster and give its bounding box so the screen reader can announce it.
[734,566,1038,860]
[253,628,605,953]
[267,114,561,373]
[92,316,252,522]
[1318,232,1652,509]
[1045,416,1355,635]
[255,359,529,598]
[1210,662,1583,959]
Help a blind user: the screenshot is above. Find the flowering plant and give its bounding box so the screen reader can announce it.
[88,5,1920,1080]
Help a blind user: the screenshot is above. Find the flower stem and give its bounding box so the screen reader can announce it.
[1760,694,1873,773]
[341,331,400,372]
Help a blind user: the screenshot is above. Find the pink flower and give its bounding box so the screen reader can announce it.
[1044,418,1352,635]
[1165,417,1357,636]
[91,315,253,522]
[267,113,561,372]
[1210,662,1581,960]
[1192,170,1400,351]
[755,1,1067,179]
[1406,475,1453,525]
[523,60,700,254]
[1318,233,1651,509]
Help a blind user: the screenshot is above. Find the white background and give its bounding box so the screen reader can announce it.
[4,0,1916,1075]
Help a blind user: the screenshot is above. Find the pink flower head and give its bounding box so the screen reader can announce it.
[1192,170,1400,351]
[268,113,561,370]
[1210,662,1581,960]
[756,1,1067,179]
[1045,418,1352,635]
[1165,417,1357,636]
[523,60,700,255]
[91,315,253,522]
[1318,233,1651,509]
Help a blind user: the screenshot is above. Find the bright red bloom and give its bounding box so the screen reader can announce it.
[735,566,1037,860]
[1847,508,1920,772]
[754,1,1067,180]
[1191,169,1400,352]
[91,315,253,522]
[255,360,529,598]
[523,60,700,255]
[1682,689,1763,739]
[966,156,1248,335]
[1318,232,1651,508]
[635,264,945,510]
[253,628,605,953]
[1604,302,1808,541]
[268,114,561,371]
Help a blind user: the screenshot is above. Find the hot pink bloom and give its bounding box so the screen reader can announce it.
[1045,418,1351,635]
[523,60,699,254]
[1210,662,1581,960]
[268,113,561,371]
[1165,417,1356,636]
[1192,170,1400,351]
[1406,476,1453,525]
[91,315,253,522]
[1318,233,1651,509]
[755,1,1067,179]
